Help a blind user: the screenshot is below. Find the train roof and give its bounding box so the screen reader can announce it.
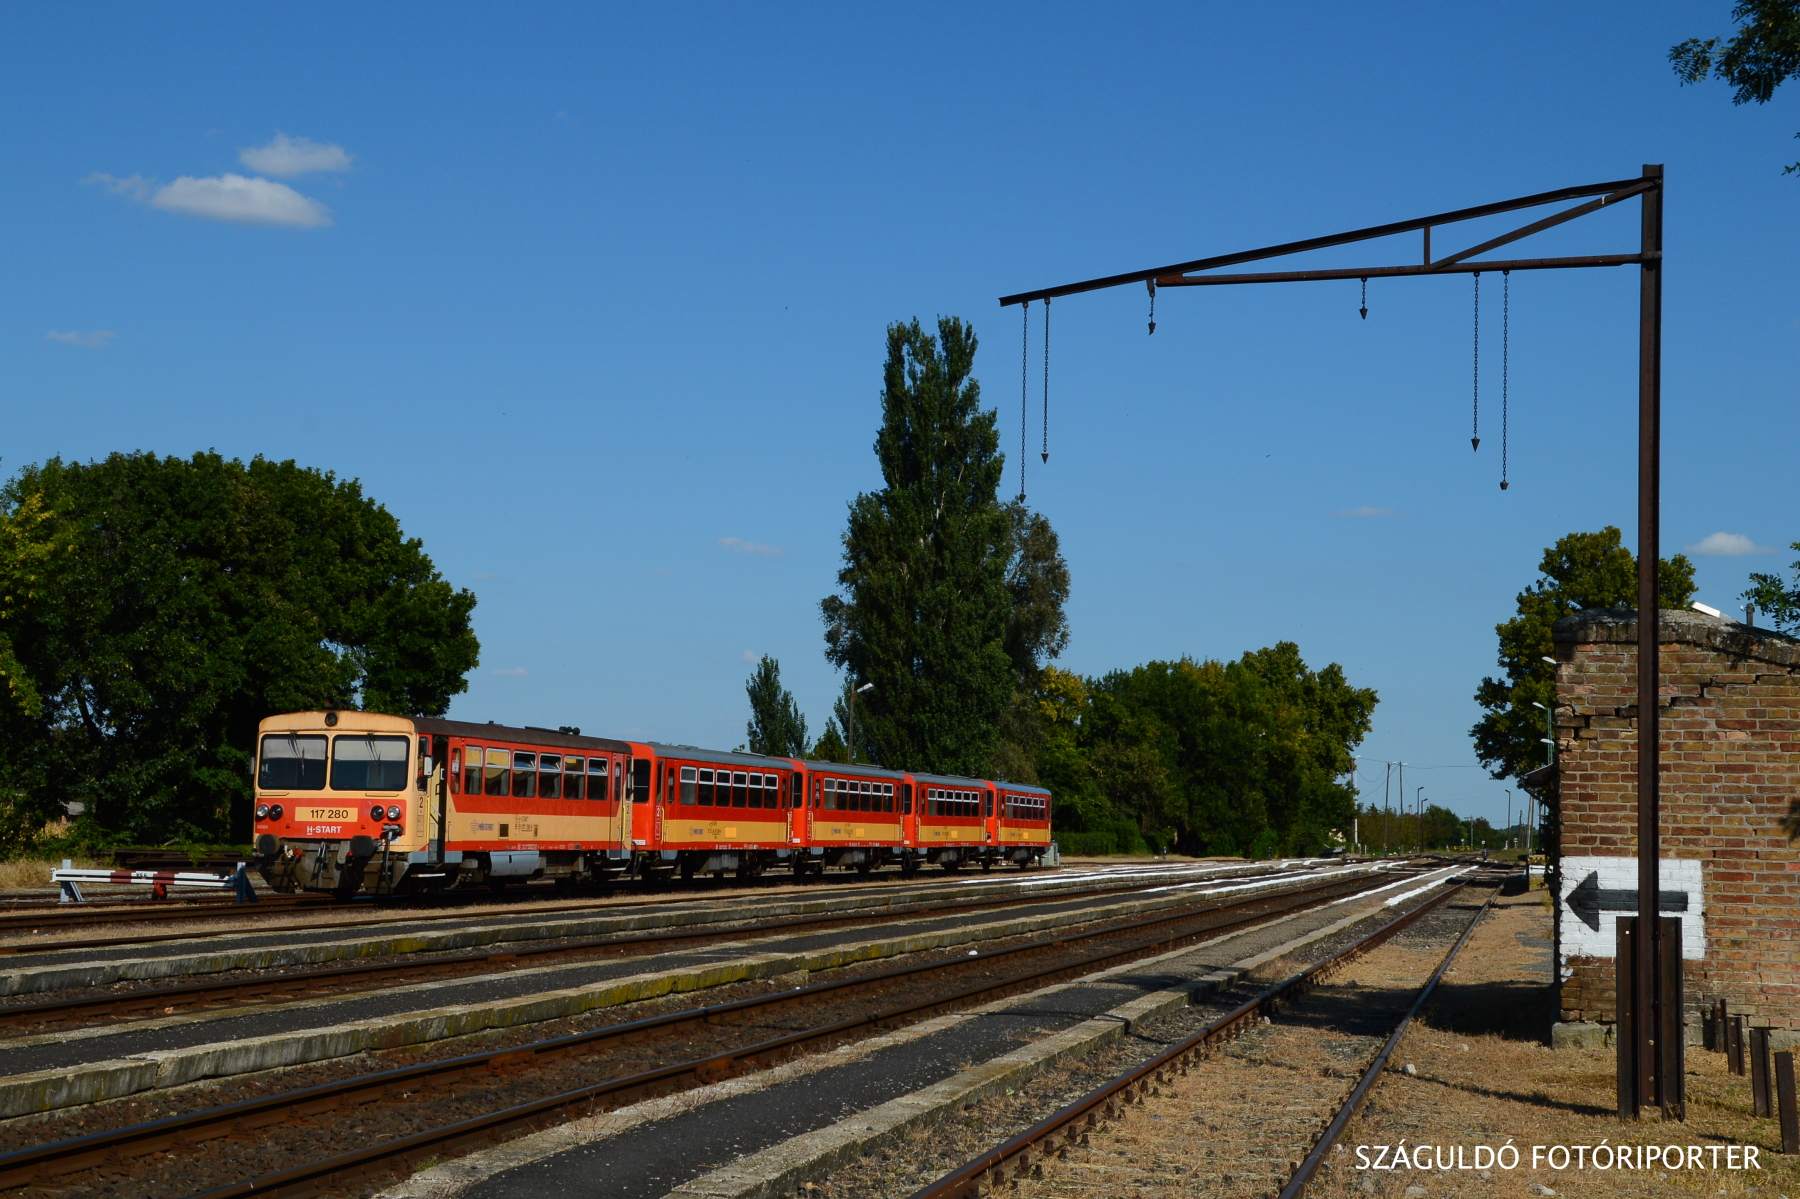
[797,760,909,780]
[414,717,635,755]
[646,743,800,771]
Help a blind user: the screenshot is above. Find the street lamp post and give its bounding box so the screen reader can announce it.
[848,682,874,763]
[1506,789,1513,850]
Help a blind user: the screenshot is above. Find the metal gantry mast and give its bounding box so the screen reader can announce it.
[1002,166,1672,1118]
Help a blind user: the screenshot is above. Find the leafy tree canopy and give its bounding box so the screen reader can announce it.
[1028,645,1375,858]
[1671,1,1800,173]
[0,452,479,847]
[744,655,808,758]
[1743,541,1800,632]
[1471,527,1695,797]
[821,317,1015,775]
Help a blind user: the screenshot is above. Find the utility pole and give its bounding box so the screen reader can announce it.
[1416,787,1425,853]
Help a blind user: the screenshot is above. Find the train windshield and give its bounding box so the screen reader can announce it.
[259,734,327,790]
[330,734,410,791]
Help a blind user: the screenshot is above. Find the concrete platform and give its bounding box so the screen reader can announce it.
[0,859,1308,993]
[381,873,1460,1199]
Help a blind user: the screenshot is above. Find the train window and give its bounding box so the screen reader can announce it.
[763,773,778,808]
[484,749,509,796]
[330,734,410,792]
[632,758,649,803]
[882,783,894,813]
[449,748,462,795]
[728,771,745,807]
[680,766,697,805]
[742,772,758,809]
[901,783,912,815]
[512,752,537,798]
[811,776,820,808]
[564,757,585,801]
[698,768,715,805]
[984,791,992,818]
[865,781,876,812]
[820,778,833,810]
[590,757,608,801]
[465,747,482,794]
[539,754,562,799]
[778,775,788,808]
[259,733,328,791]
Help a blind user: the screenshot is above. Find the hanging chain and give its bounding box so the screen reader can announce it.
[1501,271,1510,490]
[1041,296,1050,464]
[1147,278,1156,335]
[1471,273,1481,451]
[1359,277,1367,320]
[1019,301,1029,501]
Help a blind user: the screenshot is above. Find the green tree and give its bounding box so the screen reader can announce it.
[810,718,849,763]
[1671,1,1800,173]
[1471,527,1695,799]
[1744,541,1800,631]
[743,655,808,758]
[820,317,1013,775]
[0,452,479,847]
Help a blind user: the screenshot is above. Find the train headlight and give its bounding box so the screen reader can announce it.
[369,804,385,822]
[267,804,283,821]
[256,804,270,820]
[386,805,402,821]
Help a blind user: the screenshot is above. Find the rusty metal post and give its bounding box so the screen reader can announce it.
[1777,1051,1798,1154]
[1752,1027,1773,1118]
[1729,1015,1746,1075]
[1659,916,1685,1116]
[1621,163,1665,1121]
[1616,916,1639,1116]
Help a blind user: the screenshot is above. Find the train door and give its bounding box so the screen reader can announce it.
[900,779,915,847]
[985,784,998,846]
[431,735,450,862]
[630,755,656,848]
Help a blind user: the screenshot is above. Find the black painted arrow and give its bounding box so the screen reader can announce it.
[1567,870,1690,932]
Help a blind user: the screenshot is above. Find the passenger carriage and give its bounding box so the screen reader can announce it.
[251,710,1051,897]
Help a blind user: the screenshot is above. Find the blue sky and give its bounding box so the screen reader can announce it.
[4,4,1796,829]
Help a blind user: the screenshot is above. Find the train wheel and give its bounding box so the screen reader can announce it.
[855,858,872,877]
[680,858,696,881]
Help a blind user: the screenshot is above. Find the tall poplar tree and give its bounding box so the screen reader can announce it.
[821,317,1014,775]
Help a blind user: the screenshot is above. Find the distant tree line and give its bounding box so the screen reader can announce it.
[747,316,1379,858]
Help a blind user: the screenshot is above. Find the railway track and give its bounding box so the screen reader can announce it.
[0,865,1410,1198]
[0,859,1338,958]
[0,864,1391,1031]
[905,873,1499,1199]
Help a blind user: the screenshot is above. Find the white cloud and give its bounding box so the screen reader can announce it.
[1330,506,1398,518]
[718,537,785,557]
[1685,532,1777,556]
[491,667,529,677]
[742,650,757,662]
[45,329,115,349]
[83,173,151,200]
[151,174,331,227]
[87,168,333,228]
[239,133,353,178]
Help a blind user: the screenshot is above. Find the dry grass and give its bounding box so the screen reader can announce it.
[0,857,106,891]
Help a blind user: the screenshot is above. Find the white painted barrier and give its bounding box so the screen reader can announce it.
[49,860,258,903]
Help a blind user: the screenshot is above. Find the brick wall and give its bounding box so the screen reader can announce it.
[1552,608,1800,1035]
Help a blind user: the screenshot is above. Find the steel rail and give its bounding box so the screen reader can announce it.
[0,869,1401,1195]
[0,864,1354,1028]
[905,875,1488,1199]
[0,861,1287,956]
[1276,883,1500,1199]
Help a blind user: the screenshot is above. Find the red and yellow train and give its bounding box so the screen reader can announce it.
[251,710,1052,896]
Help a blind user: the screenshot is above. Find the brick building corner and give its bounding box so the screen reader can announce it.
[1548,607,1800,1048]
